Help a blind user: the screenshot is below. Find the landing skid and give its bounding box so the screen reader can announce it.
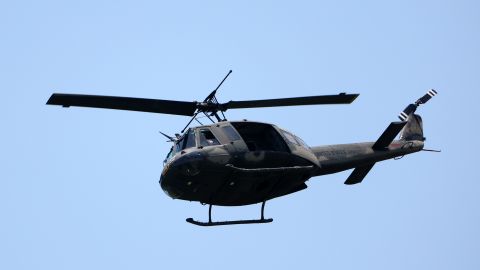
[186,218,273,226]
[186,201,273,226]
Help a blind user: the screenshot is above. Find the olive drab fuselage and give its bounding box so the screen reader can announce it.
[159,120,319,206]
[159,120,424,206]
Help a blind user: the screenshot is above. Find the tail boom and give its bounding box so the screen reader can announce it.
[310,89,436,183]
[311,139,424,177]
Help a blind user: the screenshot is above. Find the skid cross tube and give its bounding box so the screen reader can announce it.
[261,201,266,220]
[208,204,212,223]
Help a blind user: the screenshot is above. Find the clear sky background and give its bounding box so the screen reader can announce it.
[1,1,479,269]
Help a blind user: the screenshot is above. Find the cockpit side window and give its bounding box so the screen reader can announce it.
[199,128,220,147]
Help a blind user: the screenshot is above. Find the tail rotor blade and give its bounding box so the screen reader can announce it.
[398,89,438,121]
[399,104,418,121]
[416,89,438,105]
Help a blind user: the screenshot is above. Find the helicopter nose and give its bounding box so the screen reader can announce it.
[159,152,204,199]
[159,166,181,199]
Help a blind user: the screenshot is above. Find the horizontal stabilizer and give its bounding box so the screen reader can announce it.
[344,163,375,185]
[372,121,407,150]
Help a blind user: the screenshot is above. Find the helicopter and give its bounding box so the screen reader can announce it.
[46,70,438,226]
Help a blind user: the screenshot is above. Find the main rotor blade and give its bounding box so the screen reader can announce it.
[46,93,197,116]
[220,93,359,110]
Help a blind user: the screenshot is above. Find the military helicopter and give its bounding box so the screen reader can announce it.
[46,70,438,226]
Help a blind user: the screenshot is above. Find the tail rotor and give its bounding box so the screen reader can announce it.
[398,89,438,121]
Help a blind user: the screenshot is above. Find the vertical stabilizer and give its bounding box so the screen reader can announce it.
[400,114,425,141]
[397,89,437,141]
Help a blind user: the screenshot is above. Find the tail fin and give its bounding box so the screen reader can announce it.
[398,89,438,142]
[400,114,425,141]
[343,90,437,185]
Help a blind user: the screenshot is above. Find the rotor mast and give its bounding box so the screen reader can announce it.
[199,69,232,121]
[181,70,232,133]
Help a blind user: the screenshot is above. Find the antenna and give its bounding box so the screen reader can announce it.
[181,70,233,133]
[204,70,232,102]
[205,70,232,122]
[422,148,441,152]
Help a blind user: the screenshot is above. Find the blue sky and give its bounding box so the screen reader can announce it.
[1,1,479,269]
